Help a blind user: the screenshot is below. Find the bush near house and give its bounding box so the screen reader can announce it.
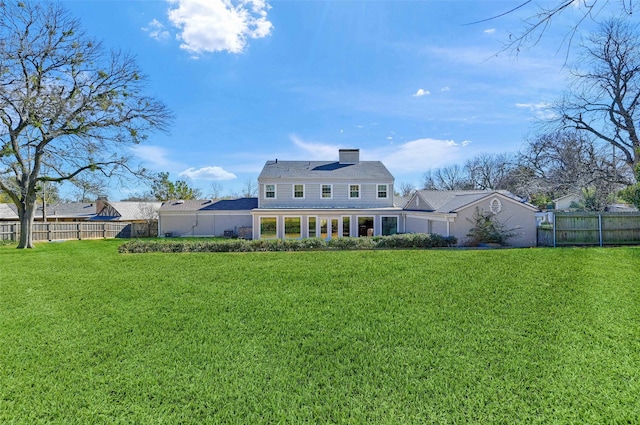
[118,233,457,254]
[465,207,518,247]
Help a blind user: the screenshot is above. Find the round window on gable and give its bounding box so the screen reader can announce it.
[490,197,502,214]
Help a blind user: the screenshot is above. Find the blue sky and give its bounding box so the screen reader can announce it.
[61,0,607,200]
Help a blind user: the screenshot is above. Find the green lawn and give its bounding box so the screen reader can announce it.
[1,240,639,424]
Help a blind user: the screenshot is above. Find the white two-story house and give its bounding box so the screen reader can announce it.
[251,149,403,239]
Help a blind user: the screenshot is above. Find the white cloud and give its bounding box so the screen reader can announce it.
[166,0,273,55]
[484,28,496,34]
[369,138,472,172]
[142,19,170,41]
[290,135,341,160]
[131,145,177,169]
[179,166,237,181]
[441,86,450,92]
[286,136,472,172]
[516,101,556,119]
[413,88,430,97]
[515,102,551,110]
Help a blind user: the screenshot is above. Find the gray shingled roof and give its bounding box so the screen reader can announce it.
[160,198,258,212]
[92,202,162,221]
[38,203,96,219]
[414,190,530,213]
[258,160,394,181]
[1,202,96,220]
[0,203,18,220]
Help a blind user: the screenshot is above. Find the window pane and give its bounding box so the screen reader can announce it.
[265,184,275,198]
[308,217,317,238]
[322,185,332,198]
[284,217,301,238]
[320,219,328,239]
[377,184,387,198]
[382,217,398,236]
[358,217,374,237]
[294,184,304,198]
[342,217,350,237]
[349,185,359,198]
[260,217,277,238]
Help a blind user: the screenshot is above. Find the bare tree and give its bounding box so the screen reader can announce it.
[469,1,635,57]
[241,179,257,198]
[464,153,517,190]
[422,165,472,191]
[0,1,172,248]
[208,181,224,200]
[398,182,416,197]
[519,131,626,209]
[554,18,640,176]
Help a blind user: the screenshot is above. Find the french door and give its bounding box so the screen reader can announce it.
[319,217,339,240]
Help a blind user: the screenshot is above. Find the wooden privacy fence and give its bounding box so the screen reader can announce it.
[537,212,640,247]
[0,221,158,242]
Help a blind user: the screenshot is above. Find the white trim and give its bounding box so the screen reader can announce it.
[490,197,502,214]
[376,183,389,199]
[381,215,399,235]
[321,184,333,199]
[293,184,305,199]
[341,215,352,237]
[348,184,361,199]
[356,215,375,237]
[264,184,276,200]
[259,216,278,239]
[307,215,318,238]
[283,215,303,239]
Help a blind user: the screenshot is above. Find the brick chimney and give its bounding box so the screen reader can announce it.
[96,196,108,214]
[338,149,359,164]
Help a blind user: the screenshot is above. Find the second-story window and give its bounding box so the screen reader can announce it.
[293,184,304,199]
[377,184,388,199]
[265,184,276,199]
[321,184,332,199]
[349,184,360,199]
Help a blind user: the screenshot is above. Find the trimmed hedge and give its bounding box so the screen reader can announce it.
[119,233,457,254]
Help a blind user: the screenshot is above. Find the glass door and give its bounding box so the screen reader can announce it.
[320,217,339,240]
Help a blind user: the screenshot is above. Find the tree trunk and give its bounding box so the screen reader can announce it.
[17,201,36,249]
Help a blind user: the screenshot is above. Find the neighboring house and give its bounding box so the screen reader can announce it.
[554,193,583,211]
[404,190,539,247]
[91,199,162,222]
[0,202,95,221]
[0,203,19,221]
[252,148,402,239]
[159,198,257,238]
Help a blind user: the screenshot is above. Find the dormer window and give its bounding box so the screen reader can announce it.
[265,184,276,199]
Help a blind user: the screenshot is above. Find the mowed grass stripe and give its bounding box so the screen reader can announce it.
[1,241,639,424]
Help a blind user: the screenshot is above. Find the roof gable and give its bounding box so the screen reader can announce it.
[94,202,162,221]
[410,190,536,213]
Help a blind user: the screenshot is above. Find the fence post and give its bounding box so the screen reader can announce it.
[552,212,556,248]
[598,214,603,247]
[77,222,82,240]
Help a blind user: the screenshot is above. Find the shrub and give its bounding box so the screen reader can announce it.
[465,207,518,247]
[118,233,456,254]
